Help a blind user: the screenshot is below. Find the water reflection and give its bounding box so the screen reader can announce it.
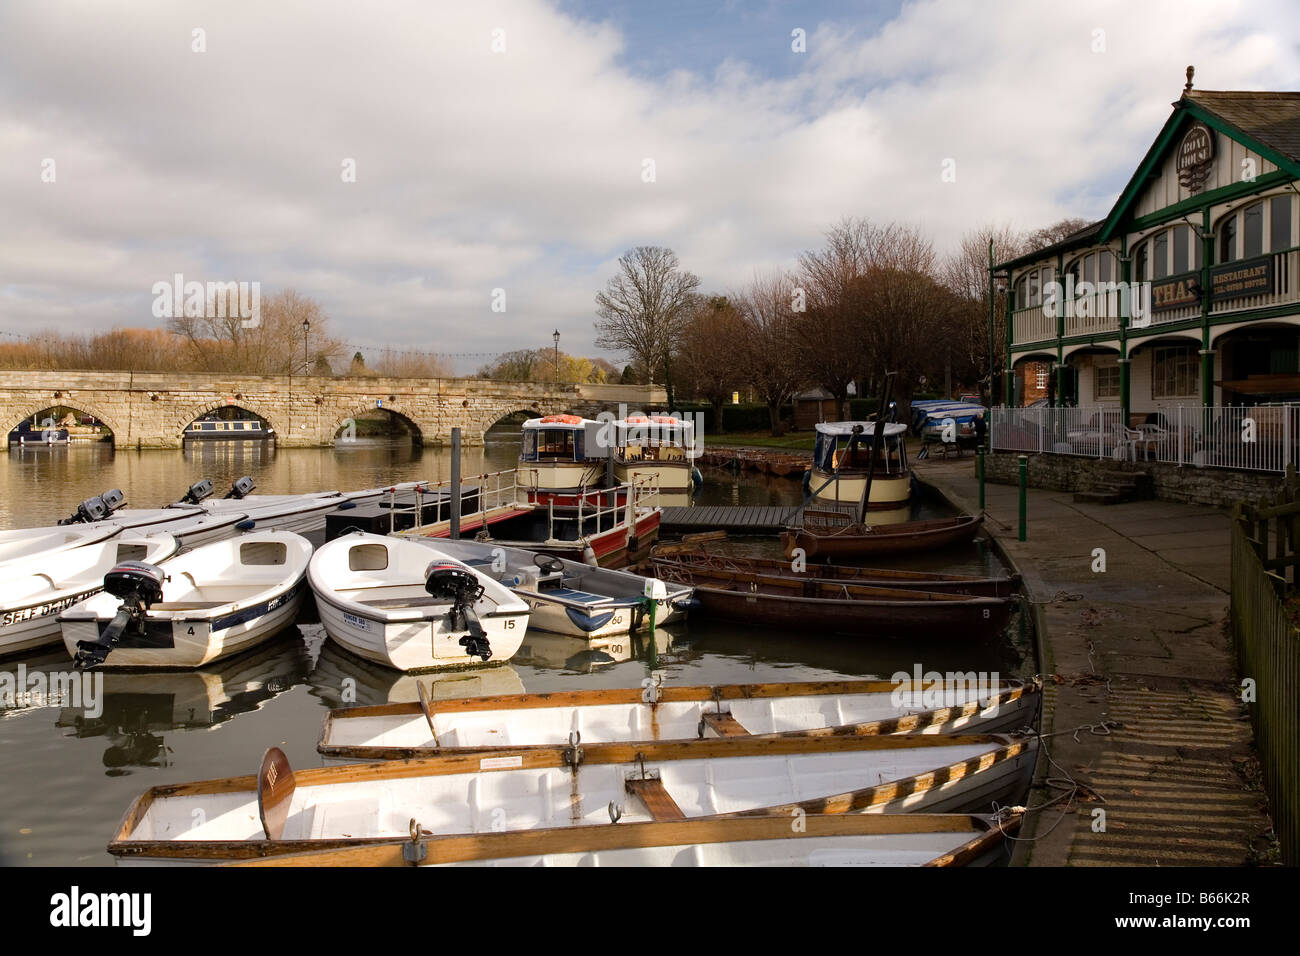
[515,628,676,673]
[307,636,524,707]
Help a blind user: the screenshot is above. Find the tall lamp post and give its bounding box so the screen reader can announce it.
[552,329,560,385]
[302,318,311,373]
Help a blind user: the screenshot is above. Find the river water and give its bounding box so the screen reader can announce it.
[0,436,1033,865]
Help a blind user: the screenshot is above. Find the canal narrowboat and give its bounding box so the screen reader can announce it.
[183,417,274,441]
[610,415,702,505]
[781,512,985,560]
[316,677,1041,760]
[60,531,312,670]
[307,532,530,672]
[107,732,1037,863]
[0,534,179,657]
[409,538,693,640]
[805,420,913,525]
[652,549,1020,597]
[222,810,1024,868]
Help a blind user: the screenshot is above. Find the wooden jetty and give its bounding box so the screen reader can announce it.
[661,503,859,535]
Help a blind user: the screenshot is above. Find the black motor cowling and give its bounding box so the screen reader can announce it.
[223,476,256,499]
[74,561,168,670]
[424,561,492,661]
[178,478,214,505]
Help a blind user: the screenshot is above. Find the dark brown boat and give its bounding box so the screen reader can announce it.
[652,549,1020,597]
[782,512,984,559]
[651,561,1015,638]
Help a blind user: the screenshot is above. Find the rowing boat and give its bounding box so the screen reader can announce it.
[222,810,1024,867]
[108,732,1036,863]
[317,678,1042,759]
[651,549,1020,597]
[782,513,984,559]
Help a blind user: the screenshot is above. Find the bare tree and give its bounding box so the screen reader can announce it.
[675,295,747,431]
[733,271,804,436]
[594,246,700,407]
[941,224,1026,404]
[1025,217,1093,250]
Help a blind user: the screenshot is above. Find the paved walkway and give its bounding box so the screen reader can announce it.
[913,456,1275,866]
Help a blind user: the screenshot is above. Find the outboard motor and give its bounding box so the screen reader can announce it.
[224,476,256,499]
[73,561,168,670]
[424,561,491,661]
[178,478,214,505]
[58,495,109,525]
[100,489,126,512]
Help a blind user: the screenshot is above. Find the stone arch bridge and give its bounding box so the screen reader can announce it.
[0,369,666,449]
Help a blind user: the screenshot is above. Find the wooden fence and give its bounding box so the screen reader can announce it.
[1231,463,1300,864]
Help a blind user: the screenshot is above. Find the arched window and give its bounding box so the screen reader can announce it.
[1219,215,1237,263]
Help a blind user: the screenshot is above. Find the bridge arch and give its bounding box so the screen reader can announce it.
[328,403,424,447]
[5,399,123,444]
[174,400,283,441]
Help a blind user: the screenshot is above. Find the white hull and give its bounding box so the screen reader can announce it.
[0,524,121,569]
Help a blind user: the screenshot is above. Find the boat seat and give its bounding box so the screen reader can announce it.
[539,587,617,607]
[356,595,451,609]
[152,601,227,610]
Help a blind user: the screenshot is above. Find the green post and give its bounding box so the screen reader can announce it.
[977,447,986,512]
[1018,454,1028,541]
[641,593,658,670]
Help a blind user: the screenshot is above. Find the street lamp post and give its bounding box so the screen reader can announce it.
[552,329,560,385]
[303,318,311,374]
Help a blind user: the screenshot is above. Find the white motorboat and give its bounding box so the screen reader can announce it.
[60,531,312,669]
[307,532,530,672]
[406,538,692,640]
[0,524,122,569]
[317,677,1041,759]
[107,733,1037,863]
[223,810,1024,868]
[0,534,179,657]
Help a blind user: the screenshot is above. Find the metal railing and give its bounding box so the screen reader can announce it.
[991,404,1300,473]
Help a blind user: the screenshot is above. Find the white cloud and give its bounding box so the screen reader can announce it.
[0,0,1297,370]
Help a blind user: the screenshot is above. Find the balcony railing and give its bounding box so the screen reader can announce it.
[1011,305,1054,345]
[991,404,1300,473]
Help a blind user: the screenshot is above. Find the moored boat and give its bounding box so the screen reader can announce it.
[804,421,913,525]
[0,534,180,657]
[610,415,701,506]
[517,415,607,501]
[404,538,693,639]
[307,532,530,672]
[107,732,1037,863]
[222,810,1025,867]
[60,531,312,670]
[653,548,1020,597]
[782,512,985,559]
[317,677,1042,760]
[0,523,122,569]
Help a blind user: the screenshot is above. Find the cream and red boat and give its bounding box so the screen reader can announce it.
[108,732,1036,863]
[317,677,1042,760]
[805,421,913,525]
[611,415,701,507]
[517,415,608,504]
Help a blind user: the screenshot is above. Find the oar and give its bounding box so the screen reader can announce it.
[257,747,296,842]
[416,681,441,747]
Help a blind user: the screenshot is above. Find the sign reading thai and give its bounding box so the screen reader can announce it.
[1176,122,1215,193]
[1151,275,1200,312]
[1211,256,1272,302]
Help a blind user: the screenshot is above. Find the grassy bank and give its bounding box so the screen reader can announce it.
[705,430,815,451]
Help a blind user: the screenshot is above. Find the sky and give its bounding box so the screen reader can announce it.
[1,0,1299,373]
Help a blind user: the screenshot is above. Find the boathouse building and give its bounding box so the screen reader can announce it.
[997,73,1300,424]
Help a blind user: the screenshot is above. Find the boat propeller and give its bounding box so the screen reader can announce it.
[73,561,168,670]
[424,562,492,661]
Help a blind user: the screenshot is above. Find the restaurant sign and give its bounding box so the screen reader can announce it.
[1151,275,1200,312]
[1211,256,1272,302]
[1176,122,1215,193]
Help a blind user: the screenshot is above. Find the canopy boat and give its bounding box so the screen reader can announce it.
[782,513,985,560]
[0,523,121,569]
[911,401,985,443]
[517,415,610,504]
[0,534,179,657]
[107,733,1037,863]
[407,538,693,640]
[804,421,913,525]
[317,678,1042,760]
[648,559,1013,638]
[223,810,1024,868]
[610,415,702,506]
[60,531,312,670]
[403,469,663,569]
[652,549,1020,597]
[307,532,530,672]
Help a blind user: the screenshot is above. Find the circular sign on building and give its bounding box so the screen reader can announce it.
[1176,122,1215,193]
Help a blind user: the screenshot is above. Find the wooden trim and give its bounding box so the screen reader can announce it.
[625,777,687,821]
[700,712,749,737]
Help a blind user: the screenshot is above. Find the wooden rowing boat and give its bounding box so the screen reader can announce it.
[651,549,1020,597]
[108,732,1037,863]
[221,810,1024,867]
[649,562,1014,638]
[317,678,1042,760]
[782,513,984,559]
